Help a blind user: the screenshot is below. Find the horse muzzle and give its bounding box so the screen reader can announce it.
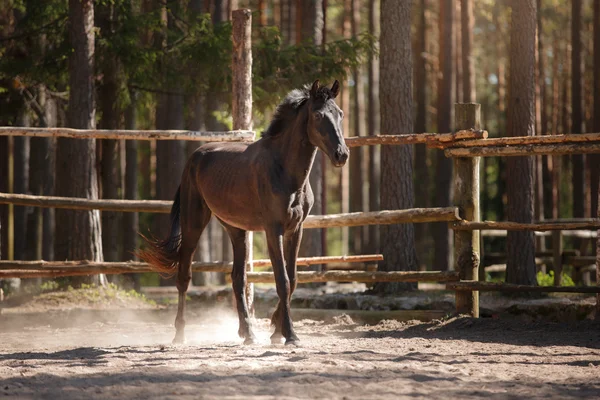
[332,148,349,167]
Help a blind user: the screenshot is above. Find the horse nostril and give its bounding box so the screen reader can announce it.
[335,151,349,164]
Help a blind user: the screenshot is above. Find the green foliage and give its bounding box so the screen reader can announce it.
[536,271,575,287]
[1,1,376,125]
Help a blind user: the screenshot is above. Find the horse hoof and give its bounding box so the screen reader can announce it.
[172,334,186,344]
[270,333,284,345]
[285,338,300,347]
[244,336,257,345]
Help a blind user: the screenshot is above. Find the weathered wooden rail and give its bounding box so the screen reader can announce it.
[0,255,384,278]
[0,127,256,142]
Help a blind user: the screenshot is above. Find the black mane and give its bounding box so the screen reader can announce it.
[262,84,335,138]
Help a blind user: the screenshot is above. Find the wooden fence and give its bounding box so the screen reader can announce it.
[0,8,599,318]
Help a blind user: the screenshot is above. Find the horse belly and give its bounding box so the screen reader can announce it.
[200,182,264,232]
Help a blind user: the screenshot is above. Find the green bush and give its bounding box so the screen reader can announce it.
[536,271,575,287]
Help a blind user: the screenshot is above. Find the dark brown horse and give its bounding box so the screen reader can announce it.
[138,80,348,345]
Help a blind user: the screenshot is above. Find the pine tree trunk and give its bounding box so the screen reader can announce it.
[339,0,351,255]
[589,0,600,222]
[375,0,418,294]
[538,0,552,221]
[461,0,475,102]
[123,90,140,290]
[533,0,545,250]
[367,0,380,255]
[505,0,537,286]
[414,0,428,268]
[98,2,121,264]
[433,0,454,272]
[56,0,103,286]
[0,137,7,260]
[454,0,462,104]
[349,0,365,255]
[13,111,30,262]
[571,0,585,223]
[298,0,324,269]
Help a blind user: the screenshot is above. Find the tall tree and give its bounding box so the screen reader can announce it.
[55,0,103,285]
[156,2,186,285]
[297,0,324,266]
[571,0,585,222]
[13,111,29,261]
[29,87,56,261]
[375,0,418,293]
[338,0,351,255]
[349,0,365,254]
[0,136,6,260]
[434,0,454,271]
[461,0,475,102]
[414,0,428,264]
[97,1,121,263]
[123,90,139,265]
[367,0,380,254]
[590,0,600,219]
[505,0,537,285]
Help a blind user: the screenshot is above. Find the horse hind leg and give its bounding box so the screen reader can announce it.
[173,188,211,344]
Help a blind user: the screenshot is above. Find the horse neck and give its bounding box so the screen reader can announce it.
[275,108,317,188]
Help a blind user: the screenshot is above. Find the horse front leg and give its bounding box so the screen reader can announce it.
[266,225,299,345]
[271,227,302,338]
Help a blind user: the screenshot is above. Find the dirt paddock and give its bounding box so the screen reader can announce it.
[1,301,600,400]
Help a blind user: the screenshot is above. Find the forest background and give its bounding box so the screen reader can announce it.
[0,0,598,290]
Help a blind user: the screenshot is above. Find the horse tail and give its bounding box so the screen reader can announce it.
[136,186,182,277]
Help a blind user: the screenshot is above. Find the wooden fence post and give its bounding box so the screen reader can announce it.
[453,103,481,317]
[232,8,254,315]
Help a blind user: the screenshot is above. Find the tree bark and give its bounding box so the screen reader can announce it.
[27,86,56,262]
[591,0,600,223]
[349,0,365,255]
[505,0,537,286]
[0,136,6,260]
[339,0,351,255]
[434,0,454,272]
[13,111,30,261]
[454,0,462,103]
[375,0,418,294]
[98,1,121,264]
[538,0,552,223]
[572,0,585,224]
[298,0,324,268]
[122,90,140,290]
[460,0,475,102]
[414,0,428,267]
[367,0,380,255]
[55,0,103,286]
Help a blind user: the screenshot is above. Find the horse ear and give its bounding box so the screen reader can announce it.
[310,80,320,98]
[331,80,340,99]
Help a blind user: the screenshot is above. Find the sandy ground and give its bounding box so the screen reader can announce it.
[1,304,600,400]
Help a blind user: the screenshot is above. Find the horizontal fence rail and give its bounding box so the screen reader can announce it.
[0,193,461,227]
[247,270,460,284]
[447,281,600,294]
[452,219,600,231]
[0,127,255,142]
[481,229,597,238]
[445,142,600,157]
[442,132,600,148]
[0,255,383,278]
[344,129,488,148]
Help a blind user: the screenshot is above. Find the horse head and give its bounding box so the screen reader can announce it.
[306,80,349,167]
